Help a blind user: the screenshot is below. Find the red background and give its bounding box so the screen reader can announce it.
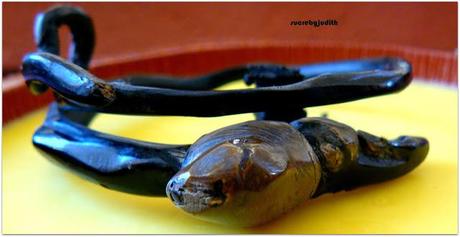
[3,2,457,74]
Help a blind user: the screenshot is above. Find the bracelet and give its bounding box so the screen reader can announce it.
[22,5,429,227]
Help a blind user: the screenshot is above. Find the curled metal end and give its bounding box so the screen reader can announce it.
[22,4,95,97]
[34,4,95,69]
[22,52,115,106]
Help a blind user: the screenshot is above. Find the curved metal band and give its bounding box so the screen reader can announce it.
[25,5,412,120]
[34,5,95,69]
[23,52,412,117]
[33,102,189,196]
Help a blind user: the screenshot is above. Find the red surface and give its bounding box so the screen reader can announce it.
[3,2,457,74]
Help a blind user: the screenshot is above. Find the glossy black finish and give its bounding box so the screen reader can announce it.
[26,5,94,95]
[34,5,94,69]
[23,5,428,202]
[34,103,189,196]
[23,52,412,120]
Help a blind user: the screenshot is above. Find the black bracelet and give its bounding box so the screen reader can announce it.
[22,5,429,227]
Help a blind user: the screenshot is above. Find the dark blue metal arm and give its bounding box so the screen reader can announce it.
[23,52,412,119]
[33,103,189,196]
[34,5,94,69]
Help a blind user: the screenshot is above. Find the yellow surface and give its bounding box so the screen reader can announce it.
[3,81,458,234]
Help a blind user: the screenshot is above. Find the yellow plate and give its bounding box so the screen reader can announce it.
[3,80,458,234]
